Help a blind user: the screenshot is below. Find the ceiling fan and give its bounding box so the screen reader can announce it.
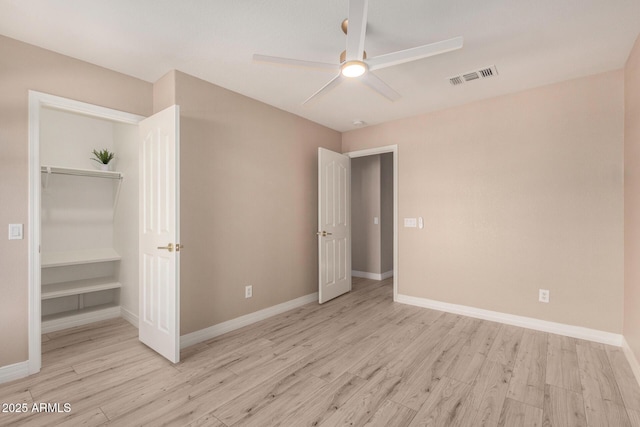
[253,0,463,105]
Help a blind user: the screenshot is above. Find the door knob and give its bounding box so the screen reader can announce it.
[316,231,333,237]
[157,243,174,252]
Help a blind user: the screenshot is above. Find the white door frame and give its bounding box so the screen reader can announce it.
[28,91,144,374]
[344,145,398,301]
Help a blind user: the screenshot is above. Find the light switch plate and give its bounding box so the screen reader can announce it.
[374,217,379,225]
[404,218,417,228]
[8,224,23,240]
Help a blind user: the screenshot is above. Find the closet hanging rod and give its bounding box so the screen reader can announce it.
[40,165,123,180]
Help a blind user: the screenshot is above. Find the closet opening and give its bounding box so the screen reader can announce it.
[40,107,139,332]
[28,92,145,373]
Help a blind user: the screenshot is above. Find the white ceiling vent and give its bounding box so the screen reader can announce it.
[463,72,479,82]
[449,65,498,86]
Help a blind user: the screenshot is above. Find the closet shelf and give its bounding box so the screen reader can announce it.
[41,165,122,180]
[42,278,121,300]
[41,248,121,268]
[41,165,124,215]
[42,303,121,334]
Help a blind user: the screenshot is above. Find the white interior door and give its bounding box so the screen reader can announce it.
[318,148,351,303]
[138,105,181,363]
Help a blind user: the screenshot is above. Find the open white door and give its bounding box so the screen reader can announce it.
[138,105,181,363]
[318,148,351,303]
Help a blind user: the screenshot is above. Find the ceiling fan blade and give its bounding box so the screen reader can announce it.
[303,74,343,105]
[366,36,463,71]
[345,0,368,61]
[253,54,339,72]
[360,72,400,102]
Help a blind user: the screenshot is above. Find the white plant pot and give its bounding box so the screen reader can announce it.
[100,164,110,171]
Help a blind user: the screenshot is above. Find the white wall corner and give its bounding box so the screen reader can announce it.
[0,361,30,385]
[396,293,623,347]
[623,337,640,388]
[120,306,139,328]
[180,292,318,349]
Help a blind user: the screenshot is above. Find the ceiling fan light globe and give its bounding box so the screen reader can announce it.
[341,60,367,78]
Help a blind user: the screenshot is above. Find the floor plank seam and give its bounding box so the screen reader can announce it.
[99,406,110,422]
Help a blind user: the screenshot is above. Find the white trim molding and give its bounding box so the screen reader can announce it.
[28,91,43,376]
[352,270,394,281]
[0,361,30,385]
[180,292,318,349]
[396,293,623,347]
[623,337,640,388]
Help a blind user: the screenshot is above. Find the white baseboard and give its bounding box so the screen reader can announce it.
[623,337,640,388]
[395,293,623,347]
[180,292,318,349]
[41,306,121,334]
[352,270,394,281]
[120,306,139,328]
[0,361,30,385]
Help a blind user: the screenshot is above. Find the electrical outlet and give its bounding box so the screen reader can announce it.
[245,285,252,298]
[539,289,550,303]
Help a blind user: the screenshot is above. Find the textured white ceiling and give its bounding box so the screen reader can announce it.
[1,0,638,131]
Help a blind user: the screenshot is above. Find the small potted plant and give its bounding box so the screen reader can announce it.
[91,149,115,171]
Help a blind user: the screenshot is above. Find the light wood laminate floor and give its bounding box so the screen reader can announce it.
[1,277,640,426]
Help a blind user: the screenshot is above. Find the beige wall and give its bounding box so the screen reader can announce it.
[343,71,624,333]
[153,70,176,113]
[352,155,382,274]
[170,71,341,335]
[0,36,152,367]
[624,35,640,362]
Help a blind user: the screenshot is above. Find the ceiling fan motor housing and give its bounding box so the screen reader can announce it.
[340,49,367,64]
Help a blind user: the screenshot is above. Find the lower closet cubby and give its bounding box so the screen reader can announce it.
[41,249,123,333]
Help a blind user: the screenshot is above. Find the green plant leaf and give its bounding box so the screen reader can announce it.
[91,148,115,164]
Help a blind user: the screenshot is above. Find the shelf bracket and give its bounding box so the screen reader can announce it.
[113,176,123,219]
[43,166,51,190]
